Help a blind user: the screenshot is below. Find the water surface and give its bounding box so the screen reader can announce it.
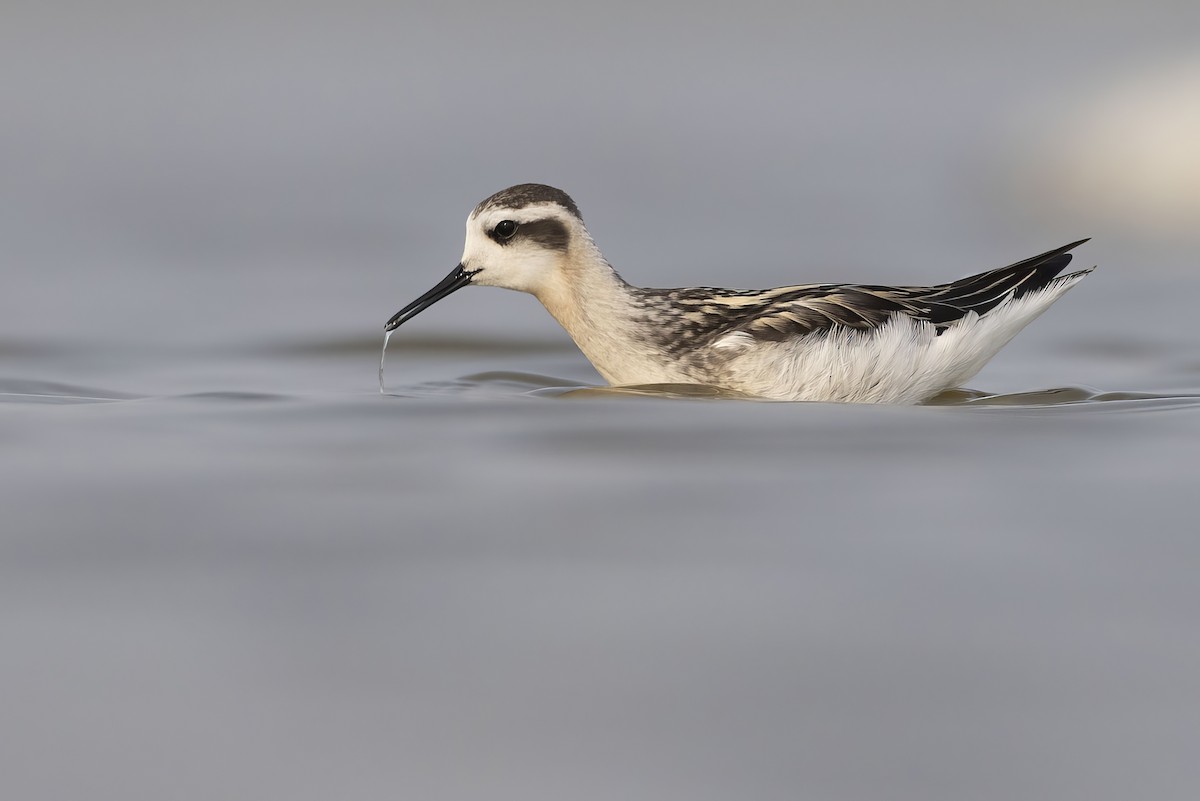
[3,318,1199,801]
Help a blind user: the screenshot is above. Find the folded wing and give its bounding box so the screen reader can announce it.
[732,239,1092,342]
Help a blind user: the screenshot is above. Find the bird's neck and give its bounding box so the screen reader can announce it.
[531,244,655,384]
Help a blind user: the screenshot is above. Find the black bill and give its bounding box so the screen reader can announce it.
[385,264,476,331]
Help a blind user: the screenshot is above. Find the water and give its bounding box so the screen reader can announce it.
[6,1,1200,798]
[4,308,1200,801]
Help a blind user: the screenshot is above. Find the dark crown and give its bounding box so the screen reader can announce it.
[473,184,582,221]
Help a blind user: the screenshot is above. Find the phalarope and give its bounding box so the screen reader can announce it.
[384,184,1093,403]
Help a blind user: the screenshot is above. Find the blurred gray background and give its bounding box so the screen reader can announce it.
[4,0,1198,352]
[3,2,1199,800]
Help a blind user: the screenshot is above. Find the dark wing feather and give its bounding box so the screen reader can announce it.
[735,239,1091,342]
[739,286,926,341]
[635,241,1091,353]
[910,238,1090,318]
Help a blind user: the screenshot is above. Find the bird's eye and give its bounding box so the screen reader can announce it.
[494,220,518,239]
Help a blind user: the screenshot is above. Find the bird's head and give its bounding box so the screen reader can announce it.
[385,184,590,332]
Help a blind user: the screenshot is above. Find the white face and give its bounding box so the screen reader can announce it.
[384,196,586,334]
[461,203,577,295]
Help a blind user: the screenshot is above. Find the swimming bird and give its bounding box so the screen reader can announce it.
[384,184,1093,403]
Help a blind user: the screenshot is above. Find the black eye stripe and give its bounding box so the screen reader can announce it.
[486,218,571,251]
[518,219,570,250]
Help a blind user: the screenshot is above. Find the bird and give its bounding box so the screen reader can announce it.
[384,183,1093,403]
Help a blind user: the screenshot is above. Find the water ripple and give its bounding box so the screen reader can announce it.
[0,378,144,405]
[382,372,1200,412]
[929,386,1200,413]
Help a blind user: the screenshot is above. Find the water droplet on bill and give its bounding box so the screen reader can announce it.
[379,329,393,394]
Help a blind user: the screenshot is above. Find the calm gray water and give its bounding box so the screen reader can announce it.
[4,2,1200,800]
